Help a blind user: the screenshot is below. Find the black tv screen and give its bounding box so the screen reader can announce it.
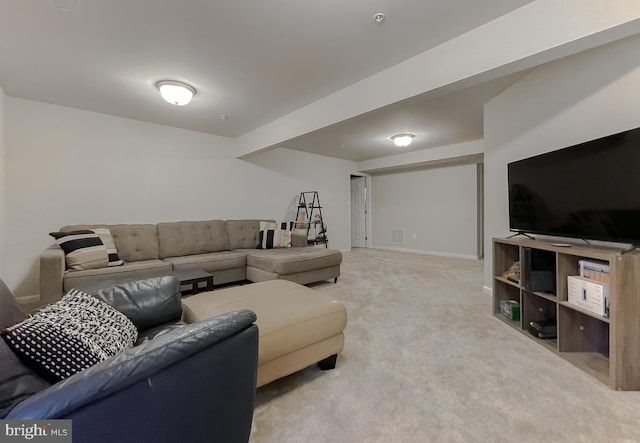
[508,126,640,244]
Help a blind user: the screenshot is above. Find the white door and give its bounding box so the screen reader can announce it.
[351,176,366,247]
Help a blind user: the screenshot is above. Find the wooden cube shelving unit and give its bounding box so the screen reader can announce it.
[492,237,640,390]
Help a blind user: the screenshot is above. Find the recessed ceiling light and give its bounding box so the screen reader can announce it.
[373,13,385,24]
[391,134,414,147]
[156,80,196,106]
[220,114,229,120]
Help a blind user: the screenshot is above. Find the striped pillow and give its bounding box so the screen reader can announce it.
[278,221,296,231]
[49,230,109,270]
[91,228,123,267]
[257,222,292,249]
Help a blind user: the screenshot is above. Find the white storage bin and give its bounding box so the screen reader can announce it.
[568,275,609,317]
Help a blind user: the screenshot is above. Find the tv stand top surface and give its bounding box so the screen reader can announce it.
[493,236,638,259]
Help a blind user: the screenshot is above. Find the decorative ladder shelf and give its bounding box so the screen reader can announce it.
[294,191,328,248]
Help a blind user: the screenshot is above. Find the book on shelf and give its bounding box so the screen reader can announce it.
[578,259,610,284]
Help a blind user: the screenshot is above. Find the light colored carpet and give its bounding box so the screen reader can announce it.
[249,248,640,443]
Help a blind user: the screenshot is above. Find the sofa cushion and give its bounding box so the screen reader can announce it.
[2,289,137,383]
[227,219,273,250]
[61,224,160,262]
[49,230,109,270]
[135,322,186,345]
[63,260,172,293]
[244,247,343,275]
[109,224,160,262]
[0,279,50,418]
[163,251,246,272]
[157,220,229,258]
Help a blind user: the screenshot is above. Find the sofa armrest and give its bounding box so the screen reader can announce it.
[39,245,65,307]
[7,309,258,442]
[291,230,308,247]
[7,309,257,418]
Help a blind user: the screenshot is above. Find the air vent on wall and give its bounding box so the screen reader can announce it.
[391,228,404,245]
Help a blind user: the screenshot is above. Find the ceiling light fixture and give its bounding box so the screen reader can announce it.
[373,13,385,24]
[391,134,414,147]
[156,80,196,106]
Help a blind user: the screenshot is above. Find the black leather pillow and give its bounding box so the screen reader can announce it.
[0,280,50,418]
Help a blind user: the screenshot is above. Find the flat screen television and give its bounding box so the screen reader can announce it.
[508,126,640,244]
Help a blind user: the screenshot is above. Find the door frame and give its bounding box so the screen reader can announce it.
[349,172,372,249]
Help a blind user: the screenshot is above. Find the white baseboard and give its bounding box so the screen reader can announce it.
[371,245,479,261]
[15,294,41,306]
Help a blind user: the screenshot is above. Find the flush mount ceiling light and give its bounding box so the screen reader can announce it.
[156,80,196,106]
[373,12,385,23]
[391,134,414,147]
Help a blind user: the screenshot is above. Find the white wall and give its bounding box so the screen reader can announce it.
[371,162,479,259]
[4,98,355,296]
[245,148,356,252]
[0,84,5,278]
[483,34,640,289]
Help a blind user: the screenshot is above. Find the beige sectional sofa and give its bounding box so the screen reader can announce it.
[40,219,342,306]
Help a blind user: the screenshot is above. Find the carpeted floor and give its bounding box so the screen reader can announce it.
[249,248,640,443]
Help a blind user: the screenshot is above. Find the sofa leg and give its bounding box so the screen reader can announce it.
[334,277,338,283]
[318,354,338,370]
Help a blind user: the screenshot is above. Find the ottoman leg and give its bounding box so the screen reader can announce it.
[318,354,338,370]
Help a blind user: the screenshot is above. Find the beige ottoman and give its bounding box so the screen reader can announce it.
[181,280,347,387]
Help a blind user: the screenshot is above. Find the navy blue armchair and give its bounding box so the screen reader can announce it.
[1,277,258,443]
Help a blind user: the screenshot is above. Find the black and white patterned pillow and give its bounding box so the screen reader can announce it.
[1,289,137,383]
[257,221,292,249]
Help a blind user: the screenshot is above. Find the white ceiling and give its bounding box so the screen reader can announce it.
[0,0,533,161]
[277,71,530,161]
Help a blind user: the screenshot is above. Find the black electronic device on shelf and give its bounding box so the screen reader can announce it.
[528,320,557,340]
[522,247,555,293]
